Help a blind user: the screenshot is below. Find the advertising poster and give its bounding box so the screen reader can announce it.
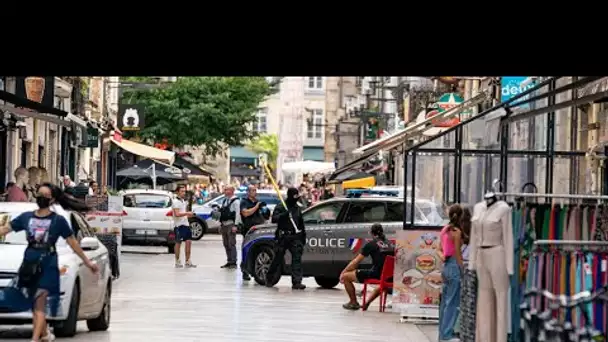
[392,229,443,320]
[501,76,536,109]
[85,195,123,270]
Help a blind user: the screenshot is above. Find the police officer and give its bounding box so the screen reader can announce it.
[266,187,306,290]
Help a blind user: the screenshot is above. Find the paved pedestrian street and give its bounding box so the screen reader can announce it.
[0,235,437,342]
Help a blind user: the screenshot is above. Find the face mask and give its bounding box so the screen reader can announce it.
[36,196,51,209]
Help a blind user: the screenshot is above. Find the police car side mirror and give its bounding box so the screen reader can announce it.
[211,204,220,210]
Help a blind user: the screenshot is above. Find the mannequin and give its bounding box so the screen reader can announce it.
[7,167,29,202]
[468,192,513,342]
[26,166,41,202]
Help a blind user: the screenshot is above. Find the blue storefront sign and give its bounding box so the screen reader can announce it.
[501,76,536,109]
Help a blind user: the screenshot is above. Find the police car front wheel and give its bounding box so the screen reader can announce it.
[252,245,276,286]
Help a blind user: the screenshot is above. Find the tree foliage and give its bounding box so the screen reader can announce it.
[245,133,279,172]
[120,77,273,156]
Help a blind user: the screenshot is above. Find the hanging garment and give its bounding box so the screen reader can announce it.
[582,207,590,241]
[460,269,477,342]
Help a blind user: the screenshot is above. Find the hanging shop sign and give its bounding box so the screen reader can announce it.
[501,76,536,110]
[432,92,464,127]
[415,92,464,137]
[15,76,55,107]
[118,103,145,132]
[86,126,99,148]
[392,230,442,320]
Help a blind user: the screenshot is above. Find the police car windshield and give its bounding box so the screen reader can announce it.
[238,193,282,206]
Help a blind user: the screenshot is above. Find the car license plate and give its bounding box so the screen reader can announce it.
[136,230,157,235]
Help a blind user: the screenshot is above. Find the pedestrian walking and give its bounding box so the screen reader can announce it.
[172,185,196,268]
[266,187,306,290]
[240,185,268,280]
[0,183,99,342]
[218,185,241,269]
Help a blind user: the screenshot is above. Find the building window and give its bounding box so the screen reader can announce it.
[307,109,324,139]
[255,108,267,133]
[306,77,324,90]
[38,145,45,168]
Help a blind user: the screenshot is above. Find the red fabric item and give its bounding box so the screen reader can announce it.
[548,205,556,240]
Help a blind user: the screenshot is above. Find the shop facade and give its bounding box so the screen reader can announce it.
[0,77,107,189]
[332,77,608,212]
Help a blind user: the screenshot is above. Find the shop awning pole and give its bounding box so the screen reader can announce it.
[152,163,157,189]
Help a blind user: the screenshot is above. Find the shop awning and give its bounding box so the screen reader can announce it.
[0,89,89,129]
[110,137,175,165]
[173,155,214,177]
[327,170,373,184]
[0,89,68,117]
[329,91,490,181]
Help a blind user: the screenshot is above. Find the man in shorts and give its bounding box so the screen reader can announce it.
[340,223,395,310]
[173,185,196,268]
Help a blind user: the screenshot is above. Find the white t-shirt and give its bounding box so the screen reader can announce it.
[172,197,189,227]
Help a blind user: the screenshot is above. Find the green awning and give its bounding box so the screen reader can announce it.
[303,147,324,161]
[230,146,257,159]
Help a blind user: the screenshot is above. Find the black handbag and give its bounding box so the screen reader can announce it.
[17,256,44,289]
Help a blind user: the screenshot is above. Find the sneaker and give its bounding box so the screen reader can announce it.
[185,261,197,268]
[292,283,306,290]
[175,261,184,268]
[227,263,238,269]
[342,302,361,310]
[242,273,251,281]
[41,331,55,341]
[42,334,55,341]
[220,263,232,268]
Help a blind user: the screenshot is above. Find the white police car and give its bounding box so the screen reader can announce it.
[192,189,285,233]
[0,202,112,337]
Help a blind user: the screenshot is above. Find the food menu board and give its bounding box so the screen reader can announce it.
[392,229,443,320]
[85,195,123,255]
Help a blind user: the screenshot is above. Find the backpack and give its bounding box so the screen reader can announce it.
[219,197,238,222]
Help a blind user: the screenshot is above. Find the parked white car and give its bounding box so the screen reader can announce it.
[0,202,112,337]
[121,189,180,254]
[192,189,286,233]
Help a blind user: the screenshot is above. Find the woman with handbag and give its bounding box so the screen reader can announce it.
[0,183,99,342]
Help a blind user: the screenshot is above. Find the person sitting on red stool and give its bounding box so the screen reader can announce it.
[339,223,395,310]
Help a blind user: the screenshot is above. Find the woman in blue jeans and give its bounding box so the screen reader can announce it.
[437,204,468,342]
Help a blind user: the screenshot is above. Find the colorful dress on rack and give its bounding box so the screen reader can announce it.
[459,244,476,342]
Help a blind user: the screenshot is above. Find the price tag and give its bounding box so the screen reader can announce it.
[602,260,607,273]
[584,263,592,275]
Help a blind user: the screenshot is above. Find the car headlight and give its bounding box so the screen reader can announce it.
[59,265,69,276]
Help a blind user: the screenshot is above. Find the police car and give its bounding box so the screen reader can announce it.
[192,189,286,233]
[0,202,112,337]
[241,193,448,288]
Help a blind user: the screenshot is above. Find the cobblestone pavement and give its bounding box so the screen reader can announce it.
[0,235,437,341]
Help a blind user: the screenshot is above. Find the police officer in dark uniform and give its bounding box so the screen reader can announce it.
[265,187,306,290]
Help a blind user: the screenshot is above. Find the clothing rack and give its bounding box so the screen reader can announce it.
[535,239,608,246]
[495,192,608,201]
[534,239,608,252]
